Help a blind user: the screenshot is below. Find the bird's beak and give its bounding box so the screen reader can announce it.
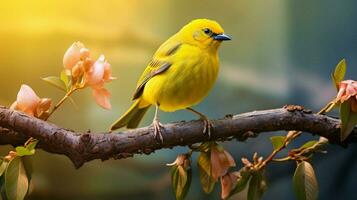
[213,33,231,41]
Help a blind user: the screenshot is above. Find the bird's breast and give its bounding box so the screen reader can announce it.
[142,50,219,112]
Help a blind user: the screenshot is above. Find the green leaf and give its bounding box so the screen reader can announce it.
[197,152,211,176]
[332,59,346,89]
[15,147,34,157]
[171,165,192,200]
[60,70,70,91]
[197,152,215,193]
[300,141,318,150]
[21,157,33,182]
[42,76,67,92]
[228,168,252,198]
[293,161,318,200]
[0,160,7,177]
[340,101,357,141]
[0,176,6,200]
[269,136,286,150]
[247,171,267,200]
[5,157,29,200]
[25,140,38,152]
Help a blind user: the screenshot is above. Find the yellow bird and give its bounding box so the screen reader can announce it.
[110,19,231,141]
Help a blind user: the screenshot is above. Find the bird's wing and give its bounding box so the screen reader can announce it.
[132,42,182,100]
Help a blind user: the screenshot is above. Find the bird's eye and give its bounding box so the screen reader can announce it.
[203,28,212,36]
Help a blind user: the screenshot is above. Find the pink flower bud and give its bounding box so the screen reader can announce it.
[336,80,357,103]
[11,85,52,118]
[15,84,41,116]
[63,42,85,70]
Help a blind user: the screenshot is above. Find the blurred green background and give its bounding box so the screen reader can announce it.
[0,0,357,199]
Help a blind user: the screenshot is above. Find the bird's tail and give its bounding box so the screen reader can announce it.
[110,100,150,131]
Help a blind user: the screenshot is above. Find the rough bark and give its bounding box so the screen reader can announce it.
[0,105,356,168]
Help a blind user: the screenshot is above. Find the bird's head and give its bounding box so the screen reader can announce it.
[177,19,231,51]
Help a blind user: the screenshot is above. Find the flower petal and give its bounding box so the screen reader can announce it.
[10,101,18,110]
[336,87,346,101]
[92,87,111,109]
[63,42,84,69]
[86,55,106,86]
[341,80,354,85]
[103,62,114,81]
[16,84,40,115]
[346,84,357,96]
[79,48,90,60]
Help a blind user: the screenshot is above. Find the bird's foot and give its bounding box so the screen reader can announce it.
[152,118,164,143]
[201,116,213,138]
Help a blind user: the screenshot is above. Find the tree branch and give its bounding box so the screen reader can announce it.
[0,105,356,169]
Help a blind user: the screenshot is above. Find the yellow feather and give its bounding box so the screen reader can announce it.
[110,19,229,130]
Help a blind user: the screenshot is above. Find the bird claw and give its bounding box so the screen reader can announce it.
[152,119,164,143]
[202,117,213,138]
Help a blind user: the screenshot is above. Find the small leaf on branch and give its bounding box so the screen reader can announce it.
[15,147,34,157]
[5,157,29,200]
[269,136,286,150]
[340,100,357,141]
[25,140,38,152]
[60,70,70,91]
[226,168,252,199]
[332,58,346,89]
[22,157,33,182]
[169,154,192,200]
[293,161,318,200]
[221,172,237,199]
[247,170,267,200]
[198,152,216,194]
[210,144,236,181]
[42,76,67,92]
[171,165,192,200]
[0,160,7,177]
[290,138,329,158]
[300,141,318,150]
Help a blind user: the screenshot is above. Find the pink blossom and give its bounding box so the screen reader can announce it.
[337,80,357,102]
[86,55,115,86]
[63,42,88,70]
[10,85,52,117]
[86,55,115,109]
[62,42,115,110]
